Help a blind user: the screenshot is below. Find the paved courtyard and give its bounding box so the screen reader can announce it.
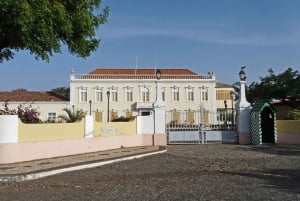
[1,144,300,201]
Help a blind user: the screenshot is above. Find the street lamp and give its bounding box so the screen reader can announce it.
[230,91,235,127]
[154,69,161,136]
[89,100,92,115]
[106,90,110,122]
[239,66,246,81]
[156,69,161,80]
[224,100,227,127]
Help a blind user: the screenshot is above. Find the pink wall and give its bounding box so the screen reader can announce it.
[0,134,166,164]
[278,133,300,145]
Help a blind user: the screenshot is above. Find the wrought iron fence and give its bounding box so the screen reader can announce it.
[166,110,236,144]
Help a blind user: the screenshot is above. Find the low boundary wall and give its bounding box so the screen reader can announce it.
[0,134,166,164]
[277,120,300,145]
[0,115,166,164]
[19,120,84,142]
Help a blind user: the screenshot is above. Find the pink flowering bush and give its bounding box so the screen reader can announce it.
[17,105,41,123]
[0,102,41,123]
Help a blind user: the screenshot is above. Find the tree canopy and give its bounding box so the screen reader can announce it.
[247,68,300,104]
[0,0,109,62]
[51,86,70,100]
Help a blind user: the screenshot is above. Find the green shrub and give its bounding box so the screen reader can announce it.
[286,109,300,120]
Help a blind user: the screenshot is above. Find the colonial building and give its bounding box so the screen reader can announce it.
[0,90,69,121]
[70,68,234,125]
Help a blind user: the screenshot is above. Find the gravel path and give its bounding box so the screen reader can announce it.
[1,144,299,201]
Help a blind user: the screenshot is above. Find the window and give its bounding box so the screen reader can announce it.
[172,87,180,102]
[126,111,133,118]
[141,111,150,116]
[111,111,118,121]
[142,91,150,102]
[186,87,194,102]
[140,86,150,102]
[216,90,232,100]
[162,88,165,101]
[111,89,118,102]
[172,112,180,124]
[95,112,103,122]
[47,112,56,122]
[201,87,208,102]
[187,111,194,124]
[95,88,103,103]
[125,87,133,102]
[79,87,87,103]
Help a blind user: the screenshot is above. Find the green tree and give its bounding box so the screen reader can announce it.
[51,87,70,100]
[0,0,109,62]
[247,68,300,105]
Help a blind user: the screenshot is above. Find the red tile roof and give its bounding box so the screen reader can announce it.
[0,91,68,102]
[89,68,197,75]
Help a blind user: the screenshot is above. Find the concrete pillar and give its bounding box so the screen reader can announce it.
[235,68,251,144]
[84,115,94,138]
[0,115,18,143]
[153,82,166,134]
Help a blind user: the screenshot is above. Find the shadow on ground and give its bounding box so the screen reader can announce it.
[221,168,300,194]
[233,144,300,156]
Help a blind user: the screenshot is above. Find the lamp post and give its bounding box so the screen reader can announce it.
[89,100,92,115]
[224,100,227,127]
[230,91,234,127]
[152,69,161,136]
[106,90,110,122]
[236,66,251,144]
[156,69,161,80]
[237,66,249,107]
[239,66,246,81]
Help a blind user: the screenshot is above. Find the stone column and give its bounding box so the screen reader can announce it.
[153,82,166,134]
[0,115,18,143]
[235,67,251,144]
[84,115,94,138]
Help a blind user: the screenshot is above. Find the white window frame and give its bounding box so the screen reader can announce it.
[47,112,56,121]
[79,87,88,103]
[186,86,194,102]
[124,86,133,102]
[201,87,209,102]
[140,86,150,102]
[95,87,103,103]
[172,86,180,102]
[162,87,166,102]
[111,88,118,102]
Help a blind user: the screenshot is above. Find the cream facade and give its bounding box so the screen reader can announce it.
[0,101,69,121]
[70,69,233,125]
[0,91,69,122]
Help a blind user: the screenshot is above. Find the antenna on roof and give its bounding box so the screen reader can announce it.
[135,52,139,76]
[154,55,157,72]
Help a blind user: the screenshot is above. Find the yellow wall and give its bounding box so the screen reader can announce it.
[19,120,84,142]
[277,120,300,134]
[94,119,137,137]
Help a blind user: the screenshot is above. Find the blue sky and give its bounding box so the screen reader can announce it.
[1,0,300,91]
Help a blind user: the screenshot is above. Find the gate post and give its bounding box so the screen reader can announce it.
[200,123,205,144]
[153,81,166,134]
[84,115,94,138]
[0,115,18,143]
[236,67,251,144]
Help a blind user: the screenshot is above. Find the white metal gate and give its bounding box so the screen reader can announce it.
[166,110,236,144]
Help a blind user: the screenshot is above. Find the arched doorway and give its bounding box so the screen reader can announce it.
[261,106,275,143]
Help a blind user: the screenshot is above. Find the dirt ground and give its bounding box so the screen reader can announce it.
[1,144,300,201]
